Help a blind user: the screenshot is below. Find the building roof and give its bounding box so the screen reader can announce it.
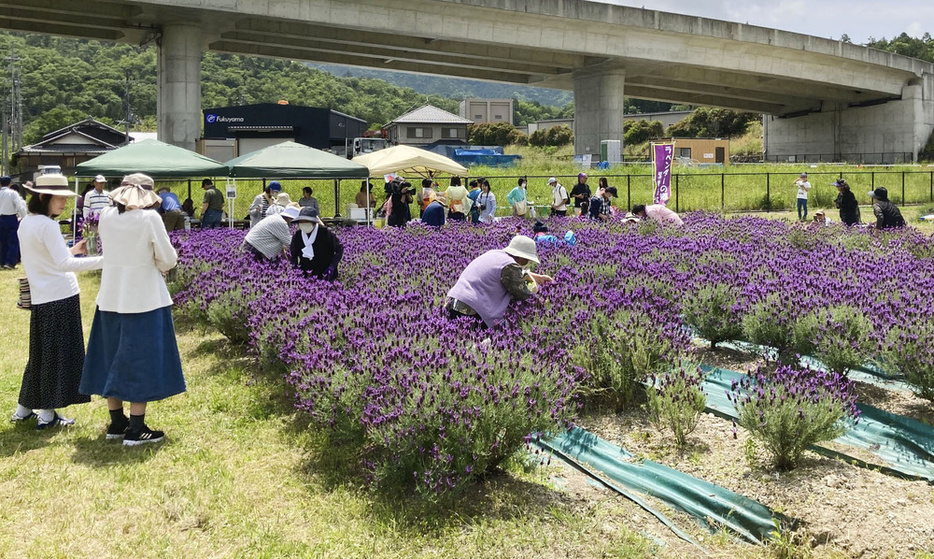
[14,117,130,161]
[38,116,128,145]
[390,105,473,125]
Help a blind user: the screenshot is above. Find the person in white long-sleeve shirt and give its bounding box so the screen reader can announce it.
[13,174,103,429]
[80,173,186,446]
[0,175,28,269]
[82,174,111,221]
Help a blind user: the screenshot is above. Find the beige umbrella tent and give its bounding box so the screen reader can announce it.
[352,145,467,178]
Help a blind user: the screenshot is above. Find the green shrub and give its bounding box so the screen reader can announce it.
[741,293,800,363]
[646,363,707,447]
[794,305,874,375]
[729,365,859,471]
[206,289,253,346]
[881,322,934,401]
[682,284,743,348]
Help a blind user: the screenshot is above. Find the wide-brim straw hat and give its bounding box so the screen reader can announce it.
[24,174,79,197]
[275,192,292,206]
[110,173,162,209]
[503,235,540,264]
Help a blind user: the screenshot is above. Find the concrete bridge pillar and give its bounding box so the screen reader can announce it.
[573,67,626,158]
[158,23,202,151]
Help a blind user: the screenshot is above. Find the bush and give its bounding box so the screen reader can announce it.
[729,365,859,470]
[881,322,934,401]
[682,283,744,348]
[646,363,707,447]
[624,119,665,145]
[530,125,573,147]
[577,301,690,410]
[468,122,519,146]
[793,305,874,375]
[205,289,253,345]
[741,293,801,363]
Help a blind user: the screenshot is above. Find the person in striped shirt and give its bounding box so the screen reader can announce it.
[83,174,112,221]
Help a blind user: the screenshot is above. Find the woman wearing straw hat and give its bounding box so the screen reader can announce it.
[12,174,103,429]
[445,235,553,329]
[80,173,186,446]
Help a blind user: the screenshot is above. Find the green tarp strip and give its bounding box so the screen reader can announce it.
[539,427,782,544]
[532,438,708,553]
[702,366,934,483]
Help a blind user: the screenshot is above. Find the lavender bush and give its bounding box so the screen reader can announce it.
[682,284,744,348]
[882,322,934,401]
[794,305,874,375]
[646,362,706,448]
[728,365,859,471]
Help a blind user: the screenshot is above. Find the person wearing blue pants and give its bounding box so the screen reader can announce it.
[794,172,812,221]
[0,176,27,269]
[199,178,224,228]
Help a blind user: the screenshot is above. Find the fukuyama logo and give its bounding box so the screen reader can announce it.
[205,114,245,124]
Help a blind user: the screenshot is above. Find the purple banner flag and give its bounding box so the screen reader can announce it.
[653,143,674,205]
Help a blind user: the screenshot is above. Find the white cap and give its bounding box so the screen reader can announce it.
[547,177,557,184]
[94,174,106,182]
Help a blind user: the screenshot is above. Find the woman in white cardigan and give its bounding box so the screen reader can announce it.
[13,174,103,429]
[80,173,186,446]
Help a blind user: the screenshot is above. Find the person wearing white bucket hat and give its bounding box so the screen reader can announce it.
[445,235,553,328]
[80,173,185,446]
[12,174,103,429]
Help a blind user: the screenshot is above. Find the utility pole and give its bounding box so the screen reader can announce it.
[117,70,137,145]
[5,44,23,155]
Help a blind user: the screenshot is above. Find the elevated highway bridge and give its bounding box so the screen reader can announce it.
[4,0,933,161]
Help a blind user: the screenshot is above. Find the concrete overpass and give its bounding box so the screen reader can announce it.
[5,0,933,162]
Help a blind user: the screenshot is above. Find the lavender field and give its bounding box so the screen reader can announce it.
[169,213,934,498]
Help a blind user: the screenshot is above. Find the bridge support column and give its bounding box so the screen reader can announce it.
[573,67,625,159]
[764,74,934,164]
[158,24,202,151]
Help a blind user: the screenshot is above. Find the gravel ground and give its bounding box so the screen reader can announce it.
[563,346,934,558]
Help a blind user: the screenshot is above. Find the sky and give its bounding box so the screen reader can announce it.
[597,1,933,44]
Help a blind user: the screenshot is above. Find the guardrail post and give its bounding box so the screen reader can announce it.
[766,173,770,210]
[902,171,905,204]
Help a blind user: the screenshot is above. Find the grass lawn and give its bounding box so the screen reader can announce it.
[0,269,670,559]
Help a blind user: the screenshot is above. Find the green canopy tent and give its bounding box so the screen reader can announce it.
[225,141,370,220]
[72,138,229,231]
[75,139,228,178]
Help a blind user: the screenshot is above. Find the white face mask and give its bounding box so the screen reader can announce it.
[299,222,316,234]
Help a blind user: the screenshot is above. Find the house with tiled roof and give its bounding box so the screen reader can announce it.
[383,105,473,147]
[13,117,130,175]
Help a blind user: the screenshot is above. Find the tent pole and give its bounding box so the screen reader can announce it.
[187,178,191,202]
[73,176,79,245]
[334,179,340,217]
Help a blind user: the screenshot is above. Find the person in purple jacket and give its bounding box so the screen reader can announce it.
[445,236,553,328]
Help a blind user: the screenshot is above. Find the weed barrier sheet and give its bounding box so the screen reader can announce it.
[703,366,934,483]
[538,427,782,545]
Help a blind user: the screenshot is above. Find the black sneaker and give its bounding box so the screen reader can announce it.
[106,421,129,440]
[123,425,165,446]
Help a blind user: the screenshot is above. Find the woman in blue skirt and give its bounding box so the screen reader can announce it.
[81,173,185,446]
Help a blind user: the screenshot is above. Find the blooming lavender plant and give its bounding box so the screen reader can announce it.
[728,365,859,471]
[646,362,706,448]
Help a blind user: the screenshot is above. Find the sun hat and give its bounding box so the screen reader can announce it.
[110,173,161,209]
[532,220,549,233]
[799,172,808,178]
[622,212,640,223]
[503,235,540,264]
[605,186,618,197]
[281,205,301,221]
[814,210,825,216]
[294,206,320,223]
[868,187,888,200]
[24,174,79,197]
[275,192,292,206]
[93,174,106,183]
[268,180,282,192]
[547,177,557,184]
[832,179,848,187]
